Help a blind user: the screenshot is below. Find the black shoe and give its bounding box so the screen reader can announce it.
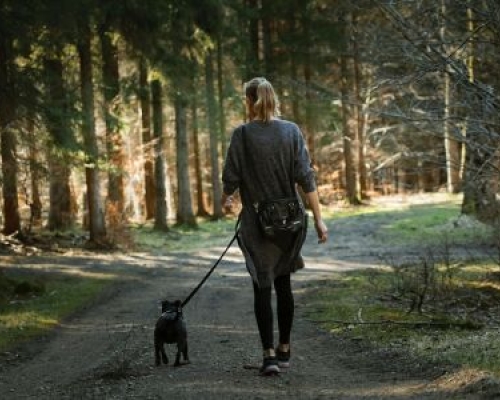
[276,348,290,368]
[259,356,280,376]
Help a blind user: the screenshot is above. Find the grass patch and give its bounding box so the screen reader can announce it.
[304,196,500,375]
[303,264,500,375]
[379,205,491,244]
[329,199,492,247]
[0,271,112,351]
[132,217,239,253]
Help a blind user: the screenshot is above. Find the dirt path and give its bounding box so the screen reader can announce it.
[0,195,493,399]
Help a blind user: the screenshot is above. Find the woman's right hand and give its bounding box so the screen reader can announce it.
[314,219,328,243]
[221,193,234,213]
[304,190,328,243]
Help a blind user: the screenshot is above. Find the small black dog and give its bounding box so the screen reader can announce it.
[154,299,189,367]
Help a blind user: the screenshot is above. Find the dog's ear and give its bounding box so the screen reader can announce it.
[174,300,182,307]
[160,299,169,311]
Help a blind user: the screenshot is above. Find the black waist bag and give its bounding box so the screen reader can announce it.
[256,197,306,238]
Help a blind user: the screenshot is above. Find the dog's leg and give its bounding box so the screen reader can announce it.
[160,344,168,365]
[154,343,161,366]
[174,348,181,366]
[183,342,189,363]
[174,341,185,367]
[155,341,168,366]
[154,332,160,366]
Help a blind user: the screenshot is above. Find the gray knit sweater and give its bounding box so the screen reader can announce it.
[222,119,316,287]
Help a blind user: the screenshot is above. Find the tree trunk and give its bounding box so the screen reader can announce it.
[139,57,156,220]
[360,84,373,194]
[341,56,358,204]
[216,34,227,158]
[191,87,210,217]
[151,79,168,230]
[352,13,368,199]
[301,3,315,165]
[246,0,260,79]
[27,116,42,226]
[441,0,461,193]
[289,5,301,124]
[0,36,20,235]
[48,156,72,230]
[461,0,477,214]
[100,28,125,214]
[205,51,223,219]
[340,14,360,205]
[77,20,106,243]
[261,1,273,77]
[175,92,196,226]
[290,55,300,122]
[44,57,74,231]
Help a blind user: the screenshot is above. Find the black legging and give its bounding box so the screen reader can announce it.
[252,274,294,350]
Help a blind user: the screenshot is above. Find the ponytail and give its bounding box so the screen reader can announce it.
[244,77,279,122]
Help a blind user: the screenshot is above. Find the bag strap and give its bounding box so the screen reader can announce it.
[240,125,259,198]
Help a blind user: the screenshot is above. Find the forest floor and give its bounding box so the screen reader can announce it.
[1,193,499,399]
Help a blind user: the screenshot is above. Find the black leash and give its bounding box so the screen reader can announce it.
[181,223,240,308]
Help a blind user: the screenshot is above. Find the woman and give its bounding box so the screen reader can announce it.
[222,77,328,376]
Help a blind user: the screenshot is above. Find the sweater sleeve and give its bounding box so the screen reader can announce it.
[294,126,316,193]
[222,127,242,195]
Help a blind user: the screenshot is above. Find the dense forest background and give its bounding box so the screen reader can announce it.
[1,0,499,245]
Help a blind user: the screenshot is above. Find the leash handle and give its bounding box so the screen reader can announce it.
[181,231,239,308]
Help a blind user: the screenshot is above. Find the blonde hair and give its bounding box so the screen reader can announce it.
[244,77,280,122]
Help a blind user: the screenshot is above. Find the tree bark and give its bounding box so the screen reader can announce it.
[100,28,125,213]
[441,0,461,193]
[77,20,106,243]
[139,57,156,220]
[48,155,72,230]
[27,115,42,226]
[151,79,168,230]
[352,13,368,199]
[44,57,74,231]
[461,0,477,214]
[191,86,210,217]
[288,5,300,124]
[261,1,273,77]
[0,35,20,235]
[175,92,196,226]
[246,0,260,79]
[340,14,360,205]
[216,34,227,158]
[205,51,223,219]
[301,2,315,165]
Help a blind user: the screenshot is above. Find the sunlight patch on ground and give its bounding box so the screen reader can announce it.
[150,248,243,266]
[58,322,141,334]
[338,381,428,397]
[18,264,118,280]
[0,311,58,329]
[217,270,252,279]
[302,259,377,272]
[191,323,253,335]
[370,192,462,209]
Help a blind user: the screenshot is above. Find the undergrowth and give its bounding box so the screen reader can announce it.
[303,195,500,375]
